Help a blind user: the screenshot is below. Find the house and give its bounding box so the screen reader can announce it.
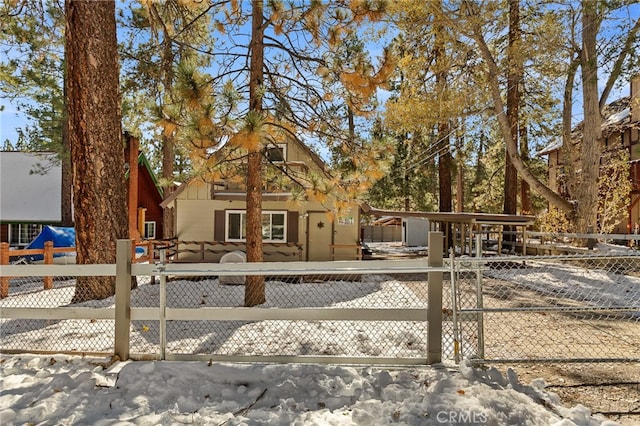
[0,137,163,247]
[0,152,63,247]
[124,134,164,240]
[538,76,640,233]
[160,136,362,262]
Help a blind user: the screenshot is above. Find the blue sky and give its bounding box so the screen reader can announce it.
[1,1,637,151]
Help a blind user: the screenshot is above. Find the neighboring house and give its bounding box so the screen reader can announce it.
[160,137,361,262]
[538,76,640,233]
[0,140,163,247]
[124,135,164,240]
[0,152,63,247]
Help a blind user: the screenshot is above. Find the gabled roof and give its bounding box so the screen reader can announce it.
[161,135,329,208]
[0,151,62,222]
[125,152,164,198]
[538,97,640,156]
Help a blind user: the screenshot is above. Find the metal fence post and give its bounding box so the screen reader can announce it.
[159,248,167,360]
[475,233,485,360]
[427,231,443,364]
[449,252,461,363]
[115,239,132,360]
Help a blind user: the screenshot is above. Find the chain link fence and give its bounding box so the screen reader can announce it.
[0,263,440,362]
[2,235,638,365]
[134,272,431,360]
[450,252,640,363]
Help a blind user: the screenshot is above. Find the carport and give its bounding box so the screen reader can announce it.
[361,205,535,256]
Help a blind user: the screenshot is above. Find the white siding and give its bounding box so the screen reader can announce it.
[0,152,62,221]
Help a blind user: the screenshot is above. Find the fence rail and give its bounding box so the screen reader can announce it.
[1,233,638,366]
[0,234,447,365]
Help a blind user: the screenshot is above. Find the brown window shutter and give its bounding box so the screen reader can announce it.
[214,210,225,241]
[287,211,299,243]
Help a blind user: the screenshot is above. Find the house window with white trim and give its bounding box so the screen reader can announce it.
[225,210,286,243]
[144,221,156,239]
[9,224,43,246]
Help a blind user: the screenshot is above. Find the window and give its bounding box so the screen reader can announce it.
[226,211,247,241]
[144,221,156,239]
[226,210,286,243]
[9,224,43,246]
[262,211,286,241]
[264,144,286,162]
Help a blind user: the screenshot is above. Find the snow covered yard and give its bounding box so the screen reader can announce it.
[0,353,618,425]
[1,250,639,424]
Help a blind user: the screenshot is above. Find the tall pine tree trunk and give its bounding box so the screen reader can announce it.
[503,0,522,249]
[160,25,176,239]
[519,116,532,215]
[575,1,602,237]
[245,0,265,307]
[66,0,128,302]
[435,0,452,248]
[61,65,73,227]
[455,123,464,213]
[162,134,175,239]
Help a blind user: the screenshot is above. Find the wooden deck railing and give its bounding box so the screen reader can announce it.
[0,241,76,297]
[0,240,159,298]
[1,239,304,298]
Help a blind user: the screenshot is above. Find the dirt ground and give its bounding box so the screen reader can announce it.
[489,362,640,425]
[383,242,640,424]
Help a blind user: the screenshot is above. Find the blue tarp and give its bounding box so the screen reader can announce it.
[25,225,76,261]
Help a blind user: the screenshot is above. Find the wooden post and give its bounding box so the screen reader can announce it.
[1,242,10,298]
[115,239,132,361]
[127,134,141,241]
[427,231,443,364]
[44,241,54,289]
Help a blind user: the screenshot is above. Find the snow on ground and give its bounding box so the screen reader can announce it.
[0,354,617,425]
[367,242,428,256]
[1,243,635,424]
[484,260,640,314]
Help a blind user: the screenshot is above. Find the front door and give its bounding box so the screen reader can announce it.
[307,212,333,261]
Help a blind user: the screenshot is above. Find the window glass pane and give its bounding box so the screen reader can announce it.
[10,224,42,245]
[144,222,156,239]
[261,214,271,239]
[9,225,19,245]
[271,214,285,240]
[228,211,285,242]
[228,213,242,240]
[265,146,284,162]
[272,214,285,227]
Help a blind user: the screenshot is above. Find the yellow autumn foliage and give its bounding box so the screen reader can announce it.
[230,130,262,152]
[158,119,178,137]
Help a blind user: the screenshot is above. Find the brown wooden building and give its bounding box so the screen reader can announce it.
[124,135,164,241]
[538,76,640,233]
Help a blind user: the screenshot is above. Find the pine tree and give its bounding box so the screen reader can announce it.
[65,0,129,302]
[0,1,72,225]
